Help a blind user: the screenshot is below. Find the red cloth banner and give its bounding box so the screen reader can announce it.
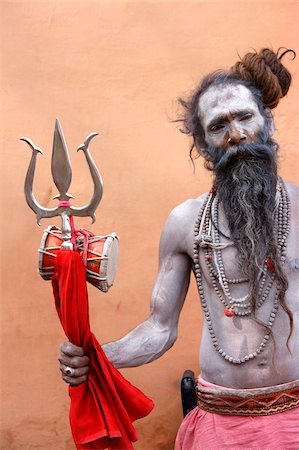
[52,250,154,449]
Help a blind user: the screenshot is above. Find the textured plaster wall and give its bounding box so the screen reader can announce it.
[1,1,298,449]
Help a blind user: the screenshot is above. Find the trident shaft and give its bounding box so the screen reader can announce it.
[22,119,103,250]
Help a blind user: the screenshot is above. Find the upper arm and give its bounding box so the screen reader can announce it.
[148,208,192,334]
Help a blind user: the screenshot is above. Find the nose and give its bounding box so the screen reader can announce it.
[227,125,246,146]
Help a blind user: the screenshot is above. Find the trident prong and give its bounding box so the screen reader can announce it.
[72,132,103,223]
[22,136,58,224]
[23,119,103,248]
[51,118,73,201]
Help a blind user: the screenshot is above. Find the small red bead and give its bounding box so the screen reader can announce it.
[224,308,235,317]
[210,187,217,194]
[205,255,212,262]
[265,257,275,273]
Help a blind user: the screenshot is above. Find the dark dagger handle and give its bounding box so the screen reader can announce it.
[181,369,197,417]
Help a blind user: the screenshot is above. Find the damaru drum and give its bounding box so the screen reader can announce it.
[38,225,119,292]
[76,232,119,292]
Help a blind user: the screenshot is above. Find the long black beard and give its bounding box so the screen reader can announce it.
[207,134,283,309]
[214,140,277,264]
[204,133,293,345]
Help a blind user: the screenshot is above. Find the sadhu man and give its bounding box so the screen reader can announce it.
[59,48,299,448]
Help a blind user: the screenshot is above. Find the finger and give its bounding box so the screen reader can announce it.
[58,354,89,368]
[60,364,89,377]
[62,373,88,386]
[60,341,85,357]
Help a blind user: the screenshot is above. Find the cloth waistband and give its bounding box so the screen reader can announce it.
[196,377,299,416]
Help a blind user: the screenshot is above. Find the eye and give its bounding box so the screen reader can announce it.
[240,113,253,121]
[210,124,225,132]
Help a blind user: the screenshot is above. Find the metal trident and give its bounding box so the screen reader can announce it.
[22,118,103,250]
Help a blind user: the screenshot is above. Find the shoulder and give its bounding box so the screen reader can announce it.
[284,179,299,195]
[160,192,209,252]
[166,193,209,228]
[283,180,299,211]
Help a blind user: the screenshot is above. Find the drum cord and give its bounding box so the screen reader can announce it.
[58,201,95,266]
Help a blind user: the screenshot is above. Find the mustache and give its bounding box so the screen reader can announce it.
[205,130,277,172]
[213,142,276,172]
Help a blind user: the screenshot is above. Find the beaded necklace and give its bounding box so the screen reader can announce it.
[193,178,290,364]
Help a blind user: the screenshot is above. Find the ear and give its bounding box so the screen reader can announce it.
[264,108,275,136]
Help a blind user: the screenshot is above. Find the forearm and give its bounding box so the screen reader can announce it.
[102,317,176,368]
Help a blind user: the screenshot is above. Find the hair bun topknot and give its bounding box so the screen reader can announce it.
[231,48,296,109]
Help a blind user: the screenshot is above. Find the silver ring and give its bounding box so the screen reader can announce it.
[65,366,75,376]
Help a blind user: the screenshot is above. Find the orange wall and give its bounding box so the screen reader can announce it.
[1,1,298,449]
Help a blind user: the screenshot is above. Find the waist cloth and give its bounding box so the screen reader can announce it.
[175,376,299,450]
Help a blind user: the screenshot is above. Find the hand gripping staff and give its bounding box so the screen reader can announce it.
[22,119,154,450]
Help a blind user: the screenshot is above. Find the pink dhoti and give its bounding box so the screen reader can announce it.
[175,377,299,450]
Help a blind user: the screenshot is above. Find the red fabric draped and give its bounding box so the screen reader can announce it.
[52,250,154,450]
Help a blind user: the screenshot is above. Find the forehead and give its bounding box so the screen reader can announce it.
[198,84,260,128]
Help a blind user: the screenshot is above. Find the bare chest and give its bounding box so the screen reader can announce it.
[183,184,299,385]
